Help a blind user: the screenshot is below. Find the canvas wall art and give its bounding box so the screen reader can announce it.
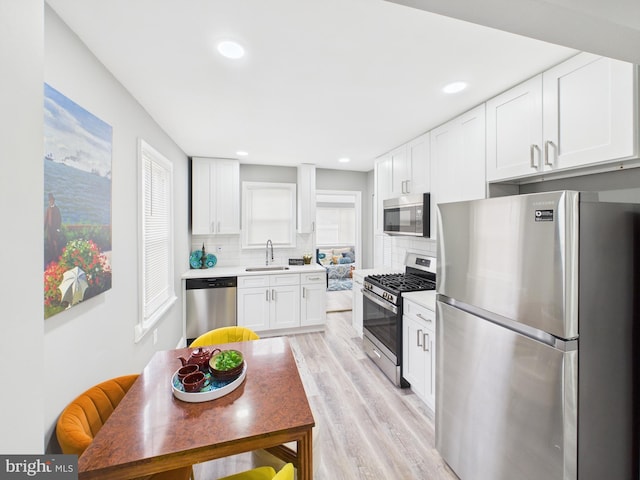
[43,83,112,319]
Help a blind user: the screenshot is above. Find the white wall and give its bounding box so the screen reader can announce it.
[42,6,189,451]
[0,0,45,453]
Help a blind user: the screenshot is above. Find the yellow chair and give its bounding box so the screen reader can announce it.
[189,326,260,347]
[217,463,294,480]
[56,375,193,480]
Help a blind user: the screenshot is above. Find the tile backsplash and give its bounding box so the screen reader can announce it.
[385,236,437,270]
[189,233,315,269]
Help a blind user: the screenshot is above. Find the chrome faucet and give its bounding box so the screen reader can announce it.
[266,239,274,266]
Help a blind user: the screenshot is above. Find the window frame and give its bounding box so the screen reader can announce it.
[135,139,176,342]
[241,181,297,249]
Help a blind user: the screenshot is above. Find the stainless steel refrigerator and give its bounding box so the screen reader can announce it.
[435,191,638,480]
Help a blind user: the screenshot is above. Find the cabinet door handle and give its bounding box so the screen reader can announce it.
[405,179,410,193]
[266,289,269,302]
[544,140,555,166]
[211,221,216,233]
[217,221,221,233]
[272,289,276,301]
[529,144,540,169]
[417,329,423,347]
[302,287,306,298]
[423,332,430,352]
[312,221,315,232]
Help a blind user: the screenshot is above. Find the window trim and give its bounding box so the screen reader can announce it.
[135,139,176,342]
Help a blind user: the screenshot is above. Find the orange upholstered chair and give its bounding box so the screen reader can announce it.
[56,374,192,480]
[189,326,259,347]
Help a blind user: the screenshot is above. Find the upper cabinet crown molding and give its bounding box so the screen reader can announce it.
[486,52,638,182]
[191,157,240,235]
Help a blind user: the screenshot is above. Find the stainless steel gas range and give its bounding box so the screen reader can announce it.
[362,252,436,387]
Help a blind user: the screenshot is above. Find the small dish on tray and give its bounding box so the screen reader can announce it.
[171,362,247,403]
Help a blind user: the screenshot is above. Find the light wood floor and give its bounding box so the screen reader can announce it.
[194,310,458,480]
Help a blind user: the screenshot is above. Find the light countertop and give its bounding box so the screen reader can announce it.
[402,290,437,312]
[182,263,326,279]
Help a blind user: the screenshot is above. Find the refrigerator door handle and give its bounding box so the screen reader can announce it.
[438,294,578,350]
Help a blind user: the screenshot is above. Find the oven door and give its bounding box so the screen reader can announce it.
[362,288,399,360]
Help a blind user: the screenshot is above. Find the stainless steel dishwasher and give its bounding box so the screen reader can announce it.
[185,277,237,344]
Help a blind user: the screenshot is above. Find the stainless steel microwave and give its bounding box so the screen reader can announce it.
[383,193,430,237]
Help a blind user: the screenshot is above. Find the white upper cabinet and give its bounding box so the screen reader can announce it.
[191,157,239,235]
[297,164,316,234]
[487,53,637,182]
[374,155,393,234]
[431,104,486,205]
[486,76,543,181]
[542,53,636,172]
[406,132,430,195]
[390,144,409,195]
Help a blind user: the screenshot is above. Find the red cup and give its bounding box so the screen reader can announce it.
[177,364,199,381]
[182,371,206,392]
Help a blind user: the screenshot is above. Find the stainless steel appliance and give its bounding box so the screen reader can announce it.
[436,191,638,480]
[185,277,237,344]
[363,252,436,387]
[383,193,430,236]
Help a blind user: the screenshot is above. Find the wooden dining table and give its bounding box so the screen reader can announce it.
[78,337,315,480]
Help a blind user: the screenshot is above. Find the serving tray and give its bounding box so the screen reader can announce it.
[171,362,247,403]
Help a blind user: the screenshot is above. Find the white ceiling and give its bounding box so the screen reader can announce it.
[44,0,595,172]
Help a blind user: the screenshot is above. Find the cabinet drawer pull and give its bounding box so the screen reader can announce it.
[417,329,423,347]
[416,313,431,322]
[308,276,320,281]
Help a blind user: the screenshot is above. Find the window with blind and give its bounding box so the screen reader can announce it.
[136,139,175,341]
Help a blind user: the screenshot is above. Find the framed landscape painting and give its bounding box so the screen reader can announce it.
[43,83,113,319]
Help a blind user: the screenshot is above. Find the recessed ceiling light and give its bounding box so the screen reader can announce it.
[217,41,245,59]
[236,151,248,157]
[442,81,468,94]
[338,157,350,163]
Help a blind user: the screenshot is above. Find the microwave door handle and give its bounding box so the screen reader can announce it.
[362,288,398,314]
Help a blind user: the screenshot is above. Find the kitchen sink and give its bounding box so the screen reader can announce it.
[245,266,290,272]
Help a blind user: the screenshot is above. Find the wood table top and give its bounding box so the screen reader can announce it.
[78,337,315,479]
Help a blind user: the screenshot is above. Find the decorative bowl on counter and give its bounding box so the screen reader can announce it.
[209,349,244,380]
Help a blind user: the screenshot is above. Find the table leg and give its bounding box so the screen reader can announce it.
[297,428,313,480]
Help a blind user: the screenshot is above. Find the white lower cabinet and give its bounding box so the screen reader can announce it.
[402,299,435,411]
[237,272,326,334]
[237,274,300,332]
[300,273,326,327]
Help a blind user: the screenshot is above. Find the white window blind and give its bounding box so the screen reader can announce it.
[137,139,175,340]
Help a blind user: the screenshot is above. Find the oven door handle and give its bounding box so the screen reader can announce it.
[362,288,398,314]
